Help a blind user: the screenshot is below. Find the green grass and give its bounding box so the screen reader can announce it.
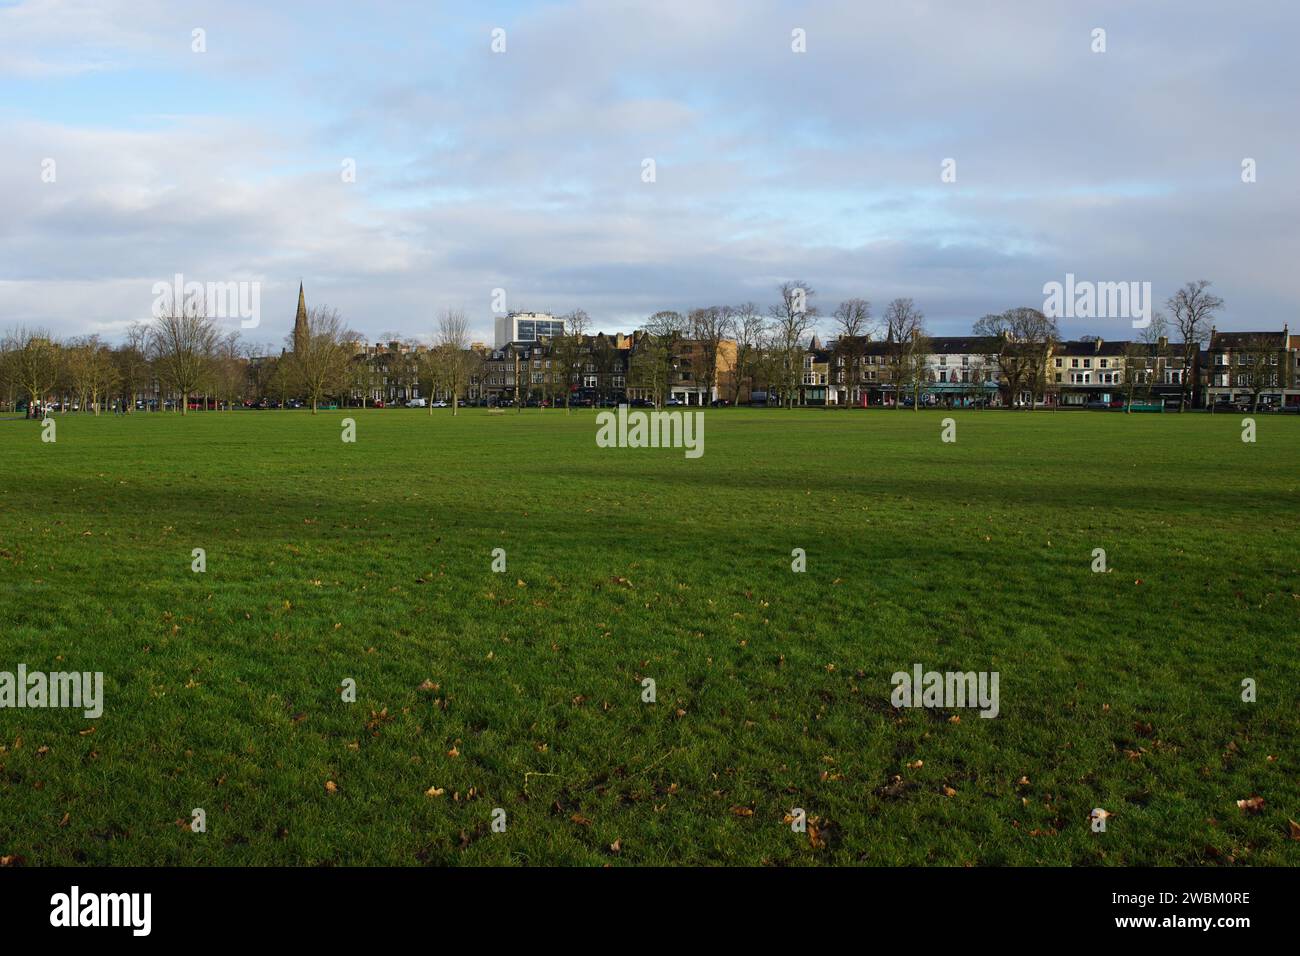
[1,407,1296,866]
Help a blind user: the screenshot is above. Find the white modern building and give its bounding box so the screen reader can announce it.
[494,311,565,348]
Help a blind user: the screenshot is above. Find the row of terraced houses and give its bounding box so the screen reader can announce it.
[344,312,1300,412]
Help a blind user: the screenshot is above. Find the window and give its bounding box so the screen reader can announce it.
[1100,359,1109,369]
[1083,359,1092,369]
[1071,358,1079,368]
[1055,358,1063,368]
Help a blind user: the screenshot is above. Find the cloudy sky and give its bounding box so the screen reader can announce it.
[2,0,1297,348]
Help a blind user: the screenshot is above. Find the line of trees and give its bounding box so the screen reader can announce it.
[1,278,1241,415]
[0,294,369,415]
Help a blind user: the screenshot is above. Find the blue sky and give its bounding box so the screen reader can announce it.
[2,0,1297,347]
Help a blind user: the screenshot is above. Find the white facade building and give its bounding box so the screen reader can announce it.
[494,311,565,348]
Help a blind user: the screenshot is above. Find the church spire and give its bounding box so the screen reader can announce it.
[293,281,308,353]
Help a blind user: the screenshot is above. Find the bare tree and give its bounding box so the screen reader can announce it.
[115,322,152,413]
[972,307,1058,410]
[211,331,249,411]
[1013,307,1058,409]
[288,306,352,413]
[149,295,219,415]
[65,335,118,414]
[633,311,687,406]
[1121,314,1168,413]
[1166,280,1223,411]
[883,298,927,410]
[554,309,591,414]
[728,302,766,405]
[3,326,61,415]
[689,305,734,405]
[769,281,818,408]
[832,298,873,406]
[426,310,483,416]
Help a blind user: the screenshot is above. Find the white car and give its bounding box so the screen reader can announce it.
[431,400,449,408]
[407,398,427,408]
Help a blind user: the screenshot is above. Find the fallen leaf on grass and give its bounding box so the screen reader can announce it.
[1236,796,1265,814]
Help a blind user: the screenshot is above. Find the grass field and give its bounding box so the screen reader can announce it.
[0,407,1296,866]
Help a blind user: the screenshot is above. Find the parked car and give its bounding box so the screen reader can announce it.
[407,398,427,408]
[431,400,448,408]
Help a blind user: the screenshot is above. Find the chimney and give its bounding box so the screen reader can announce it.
[1157,335,1168,350]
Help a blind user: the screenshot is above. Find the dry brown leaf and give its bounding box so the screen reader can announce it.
[1236,796,1265,814]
